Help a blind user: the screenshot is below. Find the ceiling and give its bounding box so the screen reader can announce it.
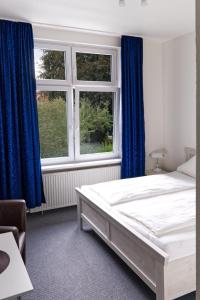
[0,0,195,40]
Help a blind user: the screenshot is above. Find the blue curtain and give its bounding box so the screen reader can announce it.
[0,20,45,208]
[121,36,145,179]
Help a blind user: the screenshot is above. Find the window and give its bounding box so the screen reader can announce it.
[76,53,111,82]
[72,47,117,86]
[35,49,66,80]
[37,91,68,158]
[35,43,119,165]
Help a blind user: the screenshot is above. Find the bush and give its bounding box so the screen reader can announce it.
[38,96,113,158]
[80,98,113,144]
[37,98,68,158]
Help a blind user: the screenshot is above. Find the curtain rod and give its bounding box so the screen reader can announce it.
[0,17,122,37]
[33,22,123,37]
[33,22,163,41]
[0,17,144,38]
[0,17,165,42]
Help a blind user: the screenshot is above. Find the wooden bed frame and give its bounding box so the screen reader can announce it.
[76,188,195,300]
[76,148,196,300]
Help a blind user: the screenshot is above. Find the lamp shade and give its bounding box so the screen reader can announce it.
[149,150,166,159]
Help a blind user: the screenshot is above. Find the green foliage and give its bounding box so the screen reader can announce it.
[94,142,113,153]
[80,142,112,155]
[38,98,68,158]
[39,51,111,83]
[76,53,111,81]
[38,97,113,158]
[80,97,113,145]
[37,50,114,158]
[39,50,65,80]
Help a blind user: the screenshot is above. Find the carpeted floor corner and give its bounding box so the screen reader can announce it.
[23,207,195,300]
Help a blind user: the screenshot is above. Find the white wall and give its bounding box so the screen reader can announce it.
[143,40,164,170]
[33,25,121,47]
[163,33,196,171]
[33,25,164,172]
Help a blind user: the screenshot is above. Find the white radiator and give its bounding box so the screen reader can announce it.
[31,165,120,213]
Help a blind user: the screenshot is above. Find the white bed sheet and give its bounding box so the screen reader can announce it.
[112,189,196,261]
[81,171,195,206]
[80,172,196,261]
[116,212,195,261]
[115,189,195,237]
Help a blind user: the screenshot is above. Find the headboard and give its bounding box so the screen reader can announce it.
[184,147,196,161]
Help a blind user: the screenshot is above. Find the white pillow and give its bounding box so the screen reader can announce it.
[177,155,196,178]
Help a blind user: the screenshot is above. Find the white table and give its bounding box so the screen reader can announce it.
[0,232,33,300]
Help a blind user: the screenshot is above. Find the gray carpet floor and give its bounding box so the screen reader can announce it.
[23,207,195,300]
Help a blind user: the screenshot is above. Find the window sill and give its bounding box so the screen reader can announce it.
[42,158,121,174]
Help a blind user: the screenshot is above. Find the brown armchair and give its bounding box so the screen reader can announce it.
[0,200,26,263]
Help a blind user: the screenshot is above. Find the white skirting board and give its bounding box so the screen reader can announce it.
[30,165,120,213]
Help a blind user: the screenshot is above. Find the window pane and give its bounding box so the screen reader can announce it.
[35,49,66,80]
[80,92,113,154]
[37,91,68,158]
[76,53,111,82]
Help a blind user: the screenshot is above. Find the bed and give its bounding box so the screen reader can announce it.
[76,148,196,300]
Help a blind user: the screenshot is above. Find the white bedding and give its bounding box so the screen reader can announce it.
[116,212,195,261]
[81,171,195,206]
[80,172,196,261]
[112,189,196,261]
[114,189,195,237]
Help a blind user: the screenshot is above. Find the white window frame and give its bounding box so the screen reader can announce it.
[36,85,74,165]
[34,42,72,87]
[75,86,120,162]
[35,41,120,166]
[72,46,117,87]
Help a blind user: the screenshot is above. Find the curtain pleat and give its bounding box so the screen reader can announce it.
[121,36,145,178]
[0,20,45,208]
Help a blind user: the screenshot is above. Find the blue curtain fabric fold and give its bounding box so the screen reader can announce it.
[121,35,145,179]
[0,20,45,208]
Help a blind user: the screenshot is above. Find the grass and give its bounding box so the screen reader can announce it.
[80,142,113,155]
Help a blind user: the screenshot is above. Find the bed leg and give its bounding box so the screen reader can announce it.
[77,197,83,230]
[156,262,169,300]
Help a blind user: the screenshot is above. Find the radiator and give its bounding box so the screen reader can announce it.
[31,165,120,213]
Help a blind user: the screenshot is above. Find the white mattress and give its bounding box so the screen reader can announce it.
[81,171,195,206]
[80,172,196,261]
[113,189,195,261]
[115,189,195,237]
[115,212,195,261]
